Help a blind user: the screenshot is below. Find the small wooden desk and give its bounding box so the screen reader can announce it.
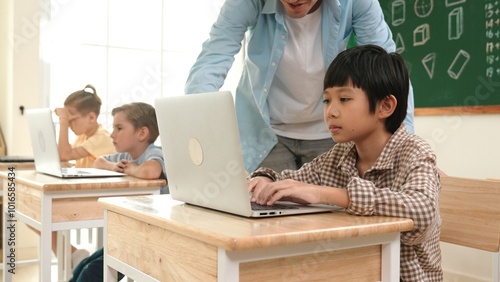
[1,169,165,282]
[100,195,413,282]
[0,162,35,170]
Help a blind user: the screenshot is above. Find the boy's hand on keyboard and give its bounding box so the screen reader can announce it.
[248,176,272,201]
[249,178,321,206]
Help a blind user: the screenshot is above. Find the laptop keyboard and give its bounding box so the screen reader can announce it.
[62,168,90,174]
[251,202,300,211]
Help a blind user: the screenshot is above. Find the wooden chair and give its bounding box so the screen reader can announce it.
[440,176,500,281]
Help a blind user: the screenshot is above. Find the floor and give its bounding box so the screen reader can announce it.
[0,228,101,282]
[0,263,58,282]
[0,260,484,282]
[0,260,131,282]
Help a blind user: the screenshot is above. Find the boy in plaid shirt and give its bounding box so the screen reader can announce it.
[248,44,442,281]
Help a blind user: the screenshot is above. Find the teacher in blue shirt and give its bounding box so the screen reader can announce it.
[185,0,415,173]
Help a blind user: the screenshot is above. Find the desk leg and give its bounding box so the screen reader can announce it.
[381,233,401,282]
[40,195,52,281]
[57,231,63,280]
[493,252,499,282]
[57,230,72,281]
[103,212,118,282]
[97,227,103,249]
[217,248,239,282]
[64,230,72,280]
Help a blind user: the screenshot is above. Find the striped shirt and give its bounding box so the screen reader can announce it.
[250,125,443,281]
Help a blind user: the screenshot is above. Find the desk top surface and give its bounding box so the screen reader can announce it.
[0,162,35,169]
[100,195,414,251]
[0,170,166,191]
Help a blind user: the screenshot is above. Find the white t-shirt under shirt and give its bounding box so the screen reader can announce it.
[268,7,330,140]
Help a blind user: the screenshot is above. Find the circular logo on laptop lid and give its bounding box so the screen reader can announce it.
[188,138,203,166]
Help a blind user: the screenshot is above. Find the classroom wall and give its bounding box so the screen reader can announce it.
[0,0,11,139]
[1,1,499,281]
[0,0,41,157]
[0,0,40,262]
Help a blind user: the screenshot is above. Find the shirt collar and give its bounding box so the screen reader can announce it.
[262,0,280,14]
[337,124,409,175]
[263,0,340,21]
[374,124,409,171]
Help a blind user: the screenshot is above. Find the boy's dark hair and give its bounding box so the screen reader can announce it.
[112,102,159,144]
[324,44,409,134]
[64,84,102,116]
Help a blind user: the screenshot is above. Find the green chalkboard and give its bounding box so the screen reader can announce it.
[375,0,500,110]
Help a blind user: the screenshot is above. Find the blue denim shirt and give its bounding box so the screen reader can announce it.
[185,0,415,172]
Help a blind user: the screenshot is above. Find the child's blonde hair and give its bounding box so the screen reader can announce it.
[64,84,102,116]
[111,102,159,144]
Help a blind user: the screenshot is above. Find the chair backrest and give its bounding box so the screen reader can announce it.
[439,176,500,252]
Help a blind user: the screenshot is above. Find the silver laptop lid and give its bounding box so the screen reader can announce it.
[26,108,125,178]
[26,108,65,177]
[155,92,253,217]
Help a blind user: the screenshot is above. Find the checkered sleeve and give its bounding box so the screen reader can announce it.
[346,137,441,245]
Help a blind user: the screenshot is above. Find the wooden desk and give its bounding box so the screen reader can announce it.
[0,162,35,170]
[1,169,165,282]
[100,195,413,282]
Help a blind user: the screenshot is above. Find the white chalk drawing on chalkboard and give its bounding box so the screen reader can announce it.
[414,0,434,18]
[395,33,405,53]
[486,42,496,54]
[422,53,436,79]
[391,0,406,26]
[448,7,463,40]
[445,0,466,7]
[448,49,470,79]
[414,24,430,46]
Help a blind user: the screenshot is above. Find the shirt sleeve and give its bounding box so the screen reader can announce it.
[352,0,395,49]
[142,146,167,176]
[104,152,130,163]
[142,146,168,194]
[184,0,261,94]
[346,151,440,245]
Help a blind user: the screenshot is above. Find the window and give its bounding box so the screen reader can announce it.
[45,0,242,131]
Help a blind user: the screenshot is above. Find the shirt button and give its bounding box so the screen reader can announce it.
[264,88,268,92]
[282,35,286,40]
[271,62,276,67]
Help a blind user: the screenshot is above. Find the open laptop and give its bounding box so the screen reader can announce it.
[26,108,125,178]
[155,91,342,218]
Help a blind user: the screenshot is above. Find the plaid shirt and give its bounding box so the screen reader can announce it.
[251,125,442,281]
